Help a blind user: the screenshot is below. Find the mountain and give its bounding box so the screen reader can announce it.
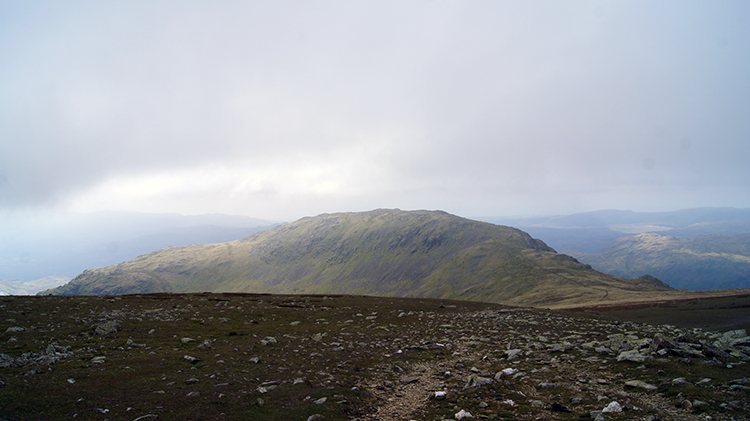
[479,207,750,290]
[482,207,750,253]
[568,233,750,290]
[0,211,276,294]
[45,209,672,307]
[489,208,750,230]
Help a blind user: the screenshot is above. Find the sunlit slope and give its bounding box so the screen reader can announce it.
[47,209,672,306]
[570,232,750,290]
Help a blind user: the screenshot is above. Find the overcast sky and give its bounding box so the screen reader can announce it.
[2,0,749,222]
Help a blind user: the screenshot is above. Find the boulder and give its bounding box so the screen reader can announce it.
[260,336,277,345]
[455,409,473,419]
[94,321,121,336]
[505,349,523,360]
[625,380,657,391]
[602,401,623,413]
[617,350,648,363]
[399,376,419,385]
[464,374,493,390]
[650,333,678,354]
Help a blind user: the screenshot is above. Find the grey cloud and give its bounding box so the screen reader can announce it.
[1,1,749,218]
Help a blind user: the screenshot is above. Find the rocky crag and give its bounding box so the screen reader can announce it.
[1,294,748,420]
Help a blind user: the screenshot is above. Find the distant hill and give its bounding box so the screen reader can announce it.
[483,207,750,253]
[568,233,750,290]
[490,208,750,230]
[480,207,750,290]
[45,209,672,307]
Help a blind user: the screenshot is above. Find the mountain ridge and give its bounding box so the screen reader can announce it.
[568,232,750,290]
[45,209,672,307]
[481,207,750,253]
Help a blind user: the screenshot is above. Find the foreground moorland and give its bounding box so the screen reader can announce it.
[1,293,749,420]
[559,291,750,333]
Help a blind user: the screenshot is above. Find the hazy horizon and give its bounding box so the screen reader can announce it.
[3,204,750,295]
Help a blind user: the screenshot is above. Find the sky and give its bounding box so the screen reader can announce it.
[2,0,750,222]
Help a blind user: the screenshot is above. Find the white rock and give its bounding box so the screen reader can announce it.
[260,336,277,345]
[602,401,623,413]
[455,409,473,419]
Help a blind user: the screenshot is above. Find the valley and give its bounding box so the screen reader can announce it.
[487,208,750,291]
[567,233,750,290]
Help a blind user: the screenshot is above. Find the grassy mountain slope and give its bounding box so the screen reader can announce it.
[46,209,672,307]
[569,233,750,290]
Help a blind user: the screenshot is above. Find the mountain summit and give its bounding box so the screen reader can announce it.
[46,209,671,306]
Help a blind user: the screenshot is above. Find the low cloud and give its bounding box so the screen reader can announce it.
[1,1,749,219]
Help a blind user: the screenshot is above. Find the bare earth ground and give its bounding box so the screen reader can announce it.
[558,290,750,332]
[1,293,749,421]
[541,287,750,311]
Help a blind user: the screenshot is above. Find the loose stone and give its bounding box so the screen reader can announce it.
[551,401,572,412]
[455,409,473,419]
[625,380,657,391]
[463,374,493,390]
[400,376,419,385]
[602,401,623,413]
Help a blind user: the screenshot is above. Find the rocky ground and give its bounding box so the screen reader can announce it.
[1,293,749,420]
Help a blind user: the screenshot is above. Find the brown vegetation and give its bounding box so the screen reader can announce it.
[1,293,748,420]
